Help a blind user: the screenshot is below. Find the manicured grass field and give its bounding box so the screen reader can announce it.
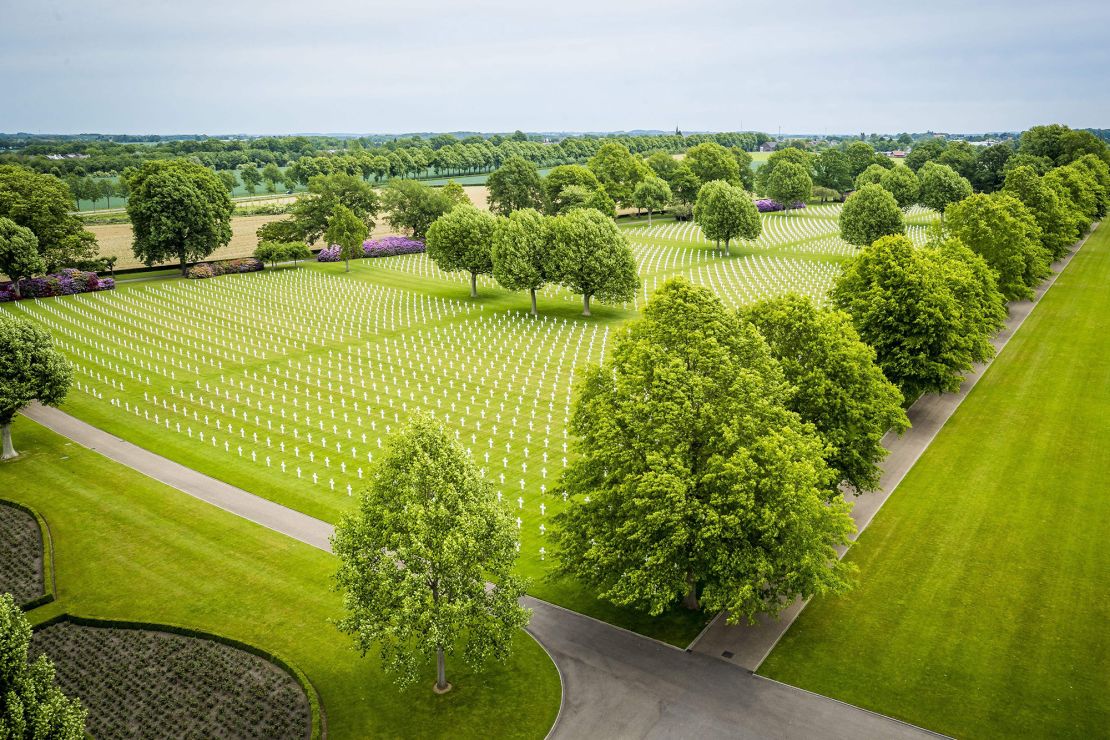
[759,222,1110,738]
[0,419,561,739]
[2,204,935,645]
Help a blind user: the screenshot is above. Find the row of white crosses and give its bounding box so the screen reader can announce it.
[686,255,842,309]
[17,274,611,562]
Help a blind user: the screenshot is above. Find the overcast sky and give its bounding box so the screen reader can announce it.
[3,0,1107,135]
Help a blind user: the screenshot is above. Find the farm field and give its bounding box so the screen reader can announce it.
[759,222,1110,738]
[3,203,938,642]
[0,419,561,739]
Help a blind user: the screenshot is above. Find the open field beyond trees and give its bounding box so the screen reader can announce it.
[0,420,561,739]
[759,222,1110,738]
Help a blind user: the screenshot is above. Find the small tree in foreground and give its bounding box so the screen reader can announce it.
[839,184,905,247]
[554,278,856,622]
[325,204,369,273]
[0,594,86,737]
[1,314,71,460]
[0,217,45,298]
[332,414,530,693]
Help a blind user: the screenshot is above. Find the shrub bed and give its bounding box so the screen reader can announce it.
[0,502,44,606]
[186,258,264,279]
[30,618,314,739]
[0,269,116,302]
[317,237,425,262]
[756,199,808,212]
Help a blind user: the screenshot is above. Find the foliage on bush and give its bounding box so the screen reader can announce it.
[363,236,425,258]
[185,258,263,279]
[0,268,115,302]
[756,199,807,212]
[316,245,341,262]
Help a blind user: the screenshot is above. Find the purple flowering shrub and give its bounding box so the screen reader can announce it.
[186,258,264,279]
[316,245,342,262]
[363,236,425,258]
[756,199,808,212]
[0,268,115,302]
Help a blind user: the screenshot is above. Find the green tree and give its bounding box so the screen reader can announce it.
[765,161,812,211]
[756,148,813,195]
[332,414,529,693]
[486,155,543,216]
[878,166,920,209]
[905,138,946,172]
[217,169,239,193]
[0,218,45,298]
[491,208,551,316]
[971,143,1013,193]
[844,141,877,179]
[587,142,646,209]
[733,148,756,190]
[325,204,369,273]
[0,594,86,736]
[425,204,497,298]
[238,164,261,194]
[0,165,97,272]
[632,177,672,224]
[684,142,740,186]
[839,184,905,247]
[740,294,909,493]
[381,178,457,238]
[831,234,1003,399]
[935,141,977,181]
[289,173,379,245]
[813,149,852,193]
[854,163,888,189]
[0,313,71,459]
[261,163,283,193]
[644,150,680,182]
[542,165,604,215]
[549,208,638,316]
[918,161,972,217]
[667,164,702,205]
[944,192,1050,301]
[554,278,855,620]
[693,180,761,255]
[126,159,233,275]
[1002,166,1075,259]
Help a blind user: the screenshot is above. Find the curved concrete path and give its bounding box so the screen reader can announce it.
[22,402,938,739]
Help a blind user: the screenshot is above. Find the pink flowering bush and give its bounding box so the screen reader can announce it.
[0,269,115,302]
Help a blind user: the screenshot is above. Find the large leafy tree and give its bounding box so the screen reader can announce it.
[491,208,552,315]
[1003,165,1076,259]
[838,184,905,247]
[935,141,977,181]
[756,148,813,195]
[765,161,812,211]
[854,163,888,190]
[693,180,760,255]
[667,164,702,206]
[238,164,261,194]
[425,204,497,298]
[380,178,455,238]
[740,294,909,494]
[325,203,369,273]
[831,234,1004,399]
[0,594,86,736]
[0,218,45,298]
[970,143,1013,193]
[549,207,638,316]
[844,141,878,179]
[878,166,920,209]
[905,137,946,172]
[486,155,543,216]
[126,159,234,275]
[332,414,529,693]
[0,313,71,459]
[944,192,1050,301]
[684,142,740,186]
[290,173,379,245]
[632,177,671,224]
[918,161,972,217]
[587,142,646,209]
[813,149,852,193]
[541,165,606,215]
[554,278,855,620]
[644,151,680,182]
[0,165,97,272]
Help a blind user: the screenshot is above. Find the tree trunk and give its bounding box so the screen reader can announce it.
[470,272,478,298]
[180,261,189,277]
[1,423,16,460]
[715,239,720,256]
[683,570,699,611]
[648,209,652,226]
[529,287,538,316]
[12,280,21,299]
[434,646,451,693]
[582,293,591,317]
[724,237,730,256]
[345,258,351,273]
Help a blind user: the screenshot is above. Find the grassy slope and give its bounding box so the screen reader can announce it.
[759,223,1110,738]
[0,419,561,739]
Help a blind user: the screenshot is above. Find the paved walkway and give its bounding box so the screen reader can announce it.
[688,231,1092,670]
[21,405,938,738]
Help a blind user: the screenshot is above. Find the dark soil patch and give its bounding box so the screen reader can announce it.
[30,622,311,739]
[0,502,44,605]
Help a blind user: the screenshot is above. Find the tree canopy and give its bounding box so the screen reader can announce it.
[684,142,741,186]
[0,313,71,459]
[0,217,45,298]
[125,159,234,275]
[740,294,909,494]
[918,161,972,215]
[486,155,543,216]
[332,414,529,692]
[542,165,608,216]
[1002,165,1076,260]
[381,178,457,238]
[325,203,369,272]
[693,180,760,255]
[587,142,647,209]
[549,208,638,316]
[491,208,552,315]
[631,176,672,224]
[0,165,97,272]
[554,278,856,621]
[425,204,498,298]
[765,161,813,211]
[813,149,853,193]
[838,184,905,247]
[878,166,920,209]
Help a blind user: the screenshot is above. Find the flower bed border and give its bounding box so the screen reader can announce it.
[0,499,56,610]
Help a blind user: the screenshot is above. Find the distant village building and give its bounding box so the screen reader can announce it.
[759,141,776,152]
[45,153,90,160]
[890,150,906,158]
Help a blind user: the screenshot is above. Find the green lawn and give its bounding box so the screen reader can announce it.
[759,222,1110,738]
[0,419,561,739]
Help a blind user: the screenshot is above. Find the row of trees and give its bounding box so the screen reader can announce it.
[425,205,638,316]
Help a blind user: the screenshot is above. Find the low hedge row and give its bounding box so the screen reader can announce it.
[186,258,265,279]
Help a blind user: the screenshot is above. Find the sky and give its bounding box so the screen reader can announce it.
[3,0,1108,136]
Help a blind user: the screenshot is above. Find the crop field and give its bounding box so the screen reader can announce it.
[3,204,938,639]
